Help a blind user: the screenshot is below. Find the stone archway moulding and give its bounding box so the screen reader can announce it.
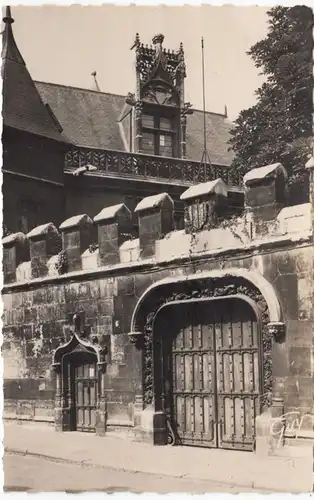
[52,329,107,373]
[129,267,283,334]
[129,266,286,412]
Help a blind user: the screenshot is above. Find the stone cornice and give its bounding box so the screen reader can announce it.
[2,231,312,293]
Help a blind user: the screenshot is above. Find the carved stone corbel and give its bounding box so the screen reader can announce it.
[267,322,286,342]
[128,331,143,345]
[97,362,107,374]
[51,362,61,373]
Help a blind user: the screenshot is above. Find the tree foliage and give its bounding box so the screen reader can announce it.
[228,6,313,202]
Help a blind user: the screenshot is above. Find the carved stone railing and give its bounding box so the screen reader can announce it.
[65,146,241,186]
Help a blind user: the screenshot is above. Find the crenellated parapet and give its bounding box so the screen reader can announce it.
[2,162,313,285]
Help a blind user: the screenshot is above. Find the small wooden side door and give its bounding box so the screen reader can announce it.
[73,355,98,432]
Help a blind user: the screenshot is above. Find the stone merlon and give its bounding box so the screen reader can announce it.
[94,204,131,223]
[180,178,228,200]
[243,162,287,186]
[134,193,174,212]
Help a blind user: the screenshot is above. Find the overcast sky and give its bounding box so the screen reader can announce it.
[9,5,269,121]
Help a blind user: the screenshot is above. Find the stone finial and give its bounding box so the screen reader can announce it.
[152,34,165,47]
[135,193,174,258]
[59,214,94,272]
[3,232,29,284]
[2,5,25,65]
[27,222,60,279]
[94,203,132,266]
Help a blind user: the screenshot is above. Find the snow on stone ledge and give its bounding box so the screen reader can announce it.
[156,217,250,262]
[305,156,314,170]
[277,203,311,234]
[119,238,140,263]
[94,204,130,223]
[134,193,173,212]
[82,247,99,270]
[243,163,287,185]
[180,178,228,201]
[16,261,32,282]
[27,222,57,239]
[59,214,92,230]
[47,255,59,277]
[3,232,27,246]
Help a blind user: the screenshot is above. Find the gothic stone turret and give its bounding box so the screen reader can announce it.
[128,33,193,159]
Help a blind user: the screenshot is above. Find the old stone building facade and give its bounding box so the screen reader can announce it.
[2,6,313,452]
[3,160,314,450]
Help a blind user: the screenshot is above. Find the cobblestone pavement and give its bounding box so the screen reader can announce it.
[4,453,266,494]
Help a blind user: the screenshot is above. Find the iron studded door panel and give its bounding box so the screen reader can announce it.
[170,304,217,447]
[74,358,98,432]
[215,299,260,450]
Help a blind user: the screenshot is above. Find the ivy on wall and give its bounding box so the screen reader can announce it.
[55,250,68,275]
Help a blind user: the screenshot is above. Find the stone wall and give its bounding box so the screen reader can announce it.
[2,162,314,436]
[3,126,66,234]
[3,173,65,235]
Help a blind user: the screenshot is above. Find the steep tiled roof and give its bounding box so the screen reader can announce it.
[186,109,234,165]
[35,81,234,166]
[35,82,126,151]
[1,7,67,143]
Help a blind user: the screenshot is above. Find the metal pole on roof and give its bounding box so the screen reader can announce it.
[201,37,207,156]
[197,37,212,184]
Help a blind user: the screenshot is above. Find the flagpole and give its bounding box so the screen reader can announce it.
[197,36,212,183]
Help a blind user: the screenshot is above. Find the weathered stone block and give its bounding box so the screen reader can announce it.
[289,347,311,377]
[135,193,174,258]
[276,252,296,275]
[94,204,132,266]
[180,178,228,233]
[3,232,30,284]
[60,214,94,272]
[243,163,288,237]
[274,274,298,320]
[27,223,60,279]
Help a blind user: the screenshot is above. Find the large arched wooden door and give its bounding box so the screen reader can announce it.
[154,297,261,450]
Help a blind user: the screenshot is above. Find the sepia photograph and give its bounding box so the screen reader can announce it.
[1,2,314,494]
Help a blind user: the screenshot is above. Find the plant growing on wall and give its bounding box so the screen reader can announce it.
[55,250,68,275]
[228,6,313,203]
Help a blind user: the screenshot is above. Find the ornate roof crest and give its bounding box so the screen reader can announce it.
[131,32,186,93]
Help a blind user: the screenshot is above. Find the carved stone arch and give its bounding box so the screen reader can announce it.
[52,330,106,373]
[128,268,285,411]
[130,269,283,332]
